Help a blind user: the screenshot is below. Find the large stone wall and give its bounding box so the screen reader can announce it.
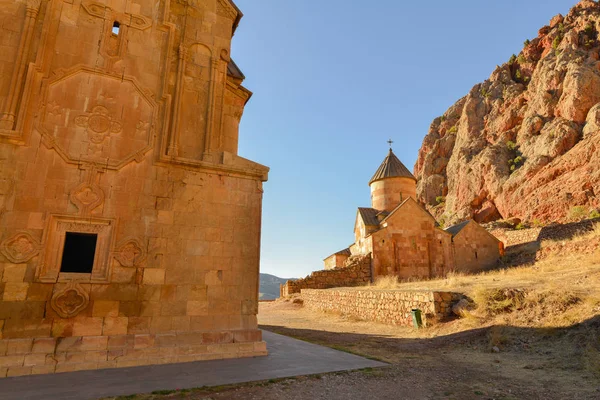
[0,0,268,377]
[302,288,461,327]
[280,255,372,297]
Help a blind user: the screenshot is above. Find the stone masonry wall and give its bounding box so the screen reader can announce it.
[302,288,462,327]
[280,255,372,297]
[0,0,269,378]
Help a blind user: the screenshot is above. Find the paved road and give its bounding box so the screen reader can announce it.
[0,331,387,400]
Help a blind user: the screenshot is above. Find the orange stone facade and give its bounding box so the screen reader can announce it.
[0,0,269,377]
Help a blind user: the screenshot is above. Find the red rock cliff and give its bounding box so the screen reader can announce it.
[415,0,600,224]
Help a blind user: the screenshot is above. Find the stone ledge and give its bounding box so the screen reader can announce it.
[0,333,267,378]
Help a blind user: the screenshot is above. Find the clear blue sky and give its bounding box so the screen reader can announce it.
[231,0,575,279]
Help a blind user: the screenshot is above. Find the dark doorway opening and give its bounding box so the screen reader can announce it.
[112,21,120,35]
[60,232,98,273]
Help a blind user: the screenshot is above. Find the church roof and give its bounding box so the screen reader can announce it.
[444,220,470,236]
[357,208,381,227]
[369,149,416,185]
[227,59,245,80]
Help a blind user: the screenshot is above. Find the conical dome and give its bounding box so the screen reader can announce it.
[369,149,416,185]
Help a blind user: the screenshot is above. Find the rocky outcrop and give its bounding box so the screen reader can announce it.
[415,0,600,224]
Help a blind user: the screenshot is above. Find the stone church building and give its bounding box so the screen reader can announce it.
[324,149,501,279]
[0,0,268,376]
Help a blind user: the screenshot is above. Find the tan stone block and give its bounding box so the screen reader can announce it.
[0,354,24,367]
[96,360,117,370]
[149,316,172,333]
[7,366,32,377]
[72,318,103,336]
[137,285,161,301]
[3,283,29,301]
[160,301,186,317]
[0,367,6,378]
[157,210,174,225]
[84,350,108,363]
[32,338,57,354]
[190,316,214,331]
[27,212,44,229]
[26,283,53,301]
[253,341,267,352]
[64,351,87,364]
[23,353,46,367]
[107,335,133,350]
[80,336,108,351]
[160,285,177,302]
[139,301,161,317]
[6,338,32,355]
[171,316,190,332]
[186,301,208,316]
[143,268,165,285]
[110,266,136,283]
[31,365,56,375]
[176,333,203,346]
[55,337,82,353]
[2,264,27,283]
[202,332,233,344]
[103,317,128,336]
[155,334,177,348]
[127,317,150,334]
[133,334,154,349]
[0,339,7,355]
[92,300,119,317]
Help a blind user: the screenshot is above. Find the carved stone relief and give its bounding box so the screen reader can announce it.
[0,231,41,263]
[37,67,156,170]
[50,282,90,318]
[114,238,146,267]
[69,181,105,215]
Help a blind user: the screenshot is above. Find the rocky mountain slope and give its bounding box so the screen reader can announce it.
[259,273,293,300]
[415,0,600,225]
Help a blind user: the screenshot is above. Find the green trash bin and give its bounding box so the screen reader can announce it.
[411,309,423,329]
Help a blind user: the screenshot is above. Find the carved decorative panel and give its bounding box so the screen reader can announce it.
[69,181,105,215]
[38,215,115,283]
[0,231,41,263]
[114,237,146,267]
[51,282,90,318]
[37,67,157,170]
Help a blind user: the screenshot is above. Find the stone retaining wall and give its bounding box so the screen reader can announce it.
[301,288,461,327]
[280,255,372,297]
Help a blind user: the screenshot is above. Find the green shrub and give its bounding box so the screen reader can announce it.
[448,125,458,134]
[568,206,588,221]
[589,209,600,219]
[515,222,527,230]
[532,219,544,227]
[436,196,446,204]
[506,141,517,151]
[524,39,531,47]
[508,54,517,64]
[517,54,526,64]
[513,156,523,165]
[515,69,522,80]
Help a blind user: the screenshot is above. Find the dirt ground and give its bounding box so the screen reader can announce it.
[111,300,600,400]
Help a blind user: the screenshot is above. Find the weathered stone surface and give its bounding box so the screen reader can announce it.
[302,288,462,327]
[0,0,268,377]
[415,1,600,224]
